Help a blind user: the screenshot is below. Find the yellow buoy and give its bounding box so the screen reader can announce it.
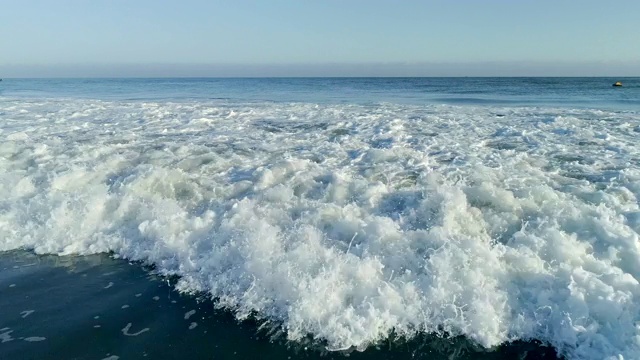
[613,81,623,87]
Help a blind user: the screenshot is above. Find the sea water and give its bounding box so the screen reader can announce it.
[1,77,639,360]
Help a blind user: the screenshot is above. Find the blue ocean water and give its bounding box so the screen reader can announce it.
[1,77,640,360]
[2,77,639,108]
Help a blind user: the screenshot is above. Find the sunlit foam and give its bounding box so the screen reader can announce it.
[1,98,639,359]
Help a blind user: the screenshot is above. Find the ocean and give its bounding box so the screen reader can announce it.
[1,77,639,360]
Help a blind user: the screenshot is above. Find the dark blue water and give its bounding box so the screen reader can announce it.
[1,77,639,109]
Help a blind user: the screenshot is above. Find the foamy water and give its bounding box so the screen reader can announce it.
[1,91,640,359]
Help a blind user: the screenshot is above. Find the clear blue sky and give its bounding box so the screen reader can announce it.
[1,0,639,76]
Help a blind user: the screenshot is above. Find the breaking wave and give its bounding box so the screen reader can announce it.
[2,97,640,360]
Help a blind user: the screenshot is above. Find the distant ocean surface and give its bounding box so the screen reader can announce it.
[1,77,639,360]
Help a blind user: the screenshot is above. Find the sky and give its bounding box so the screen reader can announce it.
[1,0,639,77]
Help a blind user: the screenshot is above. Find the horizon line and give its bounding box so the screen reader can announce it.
[0,75,640,80]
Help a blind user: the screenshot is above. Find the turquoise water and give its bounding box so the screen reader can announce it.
[1,78,640,359]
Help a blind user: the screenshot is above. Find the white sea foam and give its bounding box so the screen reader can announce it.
[23,336,46,342]
[184,310,196,320]
[1,98,640,359]
[121,323,149,337]
[0,329,14,343]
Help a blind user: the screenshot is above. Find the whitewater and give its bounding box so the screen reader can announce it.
[2,88,640,359]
